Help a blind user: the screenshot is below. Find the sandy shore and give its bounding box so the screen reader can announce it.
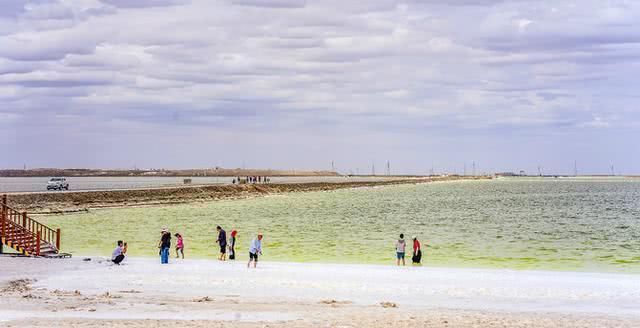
[5,176,487,214]
[1,256,639,327]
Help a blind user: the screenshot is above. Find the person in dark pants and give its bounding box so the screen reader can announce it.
[112,240,127,265]
[216,226,227,261]
[228,230,237,260]
[159,228,171,264]
[412,236,422,264]
[248,234,263,268]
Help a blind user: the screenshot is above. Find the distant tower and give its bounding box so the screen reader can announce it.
[472,161,476,176]
[574,160,578,177]
[331,161,335,172]
[610,164,615,176]
[537,165,542,177]
[386,161,391,176]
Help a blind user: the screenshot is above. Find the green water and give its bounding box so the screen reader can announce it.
[40,178,640,273]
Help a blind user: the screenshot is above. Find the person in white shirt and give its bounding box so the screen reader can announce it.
[247,234,263,268]
[111,240,127,265]
[395,234,406,266]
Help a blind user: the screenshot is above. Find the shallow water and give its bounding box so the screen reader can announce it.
[40,178,640,273]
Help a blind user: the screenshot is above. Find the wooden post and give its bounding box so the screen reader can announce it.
[22,212,27,228]
[56,229,61,251]
[36,231,41,256]
[0,208,4,254]
[0,196,5,255]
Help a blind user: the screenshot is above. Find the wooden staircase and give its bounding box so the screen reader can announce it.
[1,195,61,257]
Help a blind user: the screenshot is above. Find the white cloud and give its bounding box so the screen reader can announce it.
[1,0,639,173]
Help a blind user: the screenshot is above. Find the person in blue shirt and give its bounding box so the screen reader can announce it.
[247,234,263,268]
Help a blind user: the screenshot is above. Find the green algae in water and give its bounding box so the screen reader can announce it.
[40,178,640,273]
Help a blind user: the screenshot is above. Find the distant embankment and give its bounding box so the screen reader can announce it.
[6,176,490,214]
[0,168,338,177]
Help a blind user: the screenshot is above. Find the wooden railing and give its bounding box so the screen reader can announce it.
[1,194,60,255]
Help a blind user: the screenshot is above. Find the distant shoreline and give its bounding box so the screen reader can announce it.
[6,176,489,214]
[0,168,339,178]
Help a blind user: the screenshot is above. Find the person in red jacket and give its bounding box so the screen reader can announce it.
[412,236,422,264]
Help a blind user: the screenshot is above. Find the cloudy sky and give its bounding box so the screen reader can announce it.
[1,0,639,175]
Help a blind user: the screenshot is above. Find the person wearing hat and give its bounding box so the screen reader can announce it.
[158,227,171,264]
[412,236,422,264]
[247,233,263,268]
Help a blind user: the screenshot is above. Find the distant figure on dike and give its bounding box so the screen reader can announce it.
[248,234,263,268]
[111,240,127,265]
[216,226,227,261]
[228,230,237,260]
[411,236,422,264]
[159,228,171,264]
[175,233,184,259]
[396,233,406,266]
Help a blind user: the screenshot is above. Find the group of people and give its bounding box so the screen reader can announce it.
[394,234,424,266]
[215,226,263,268]
[232,176,271,184]
[111,229,423,268]
[110,226,263,268]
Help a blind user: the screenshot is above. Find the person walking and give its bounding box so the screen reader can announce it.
[395,233,406,266]
[159,228,171,264]
[411,236,422,264]
[111,240,127,265]
[175,233,184,259]
[216,226,227,261]
[228,230,237,260]
[247,234,263,268]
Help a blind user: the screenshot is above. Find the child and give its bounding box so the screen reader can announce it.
[175,233,184,259]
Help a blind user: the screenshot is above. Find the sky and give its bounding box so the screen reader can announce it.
[1,0,639,175]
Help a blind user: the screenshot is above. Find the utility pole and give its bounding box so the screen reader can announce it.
[463,163,467,176]
[611,164,615,176]
[574,160,578,177]
[386,161,391,176]
[472,161,476,176]
[372,163,375,176]
[537,165,542,177]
